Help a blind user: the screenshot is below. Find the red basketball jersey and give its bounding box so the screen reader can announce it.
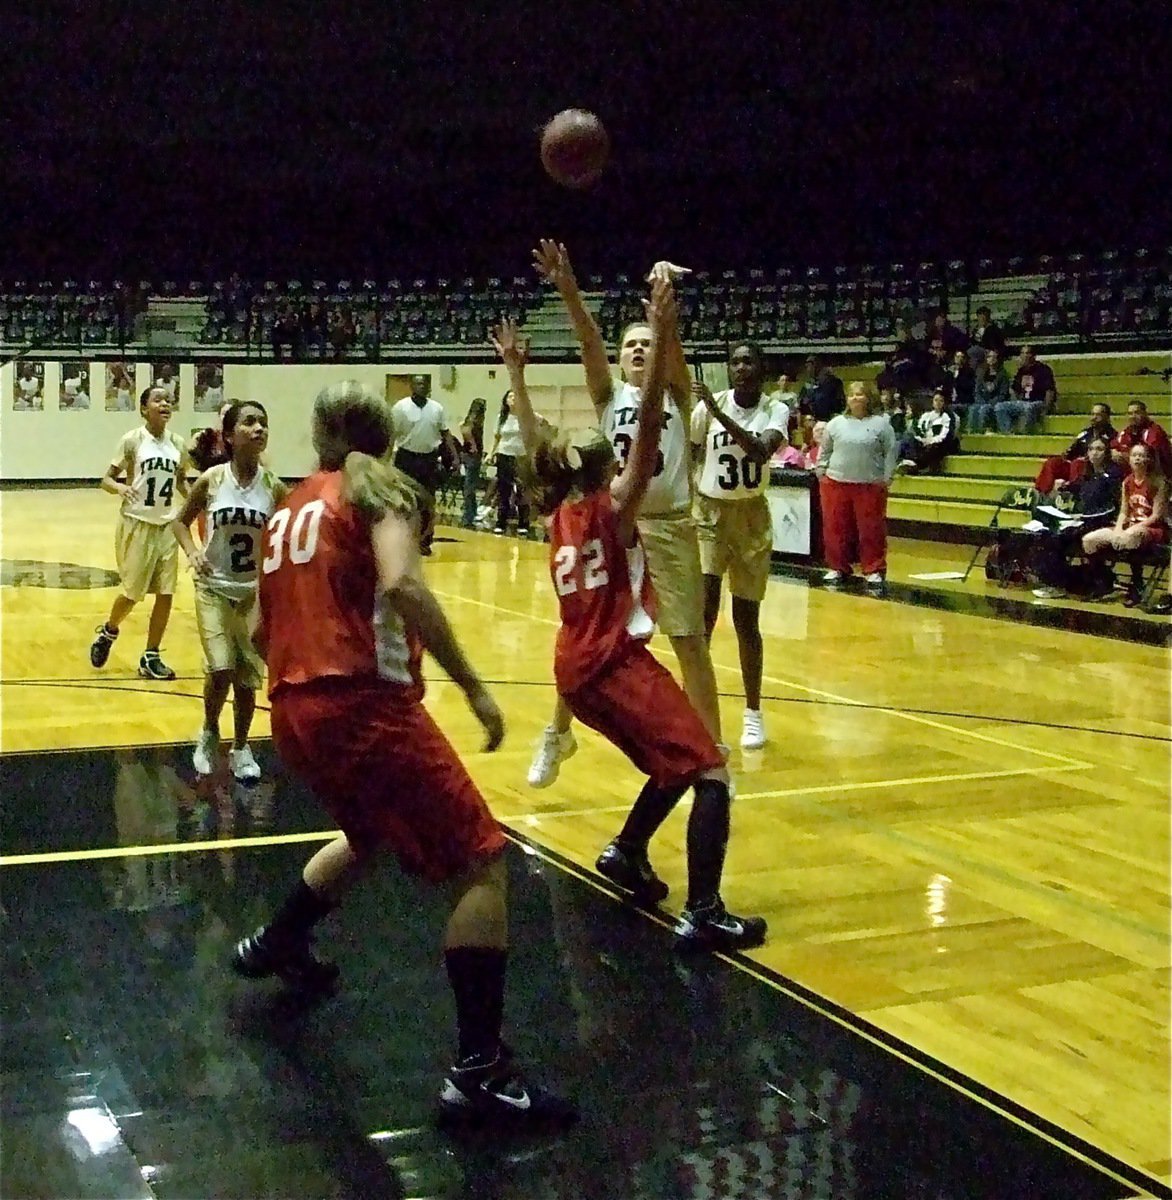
[548,489,657,694]
[259,470,423,699]
[1123,475,1159,527]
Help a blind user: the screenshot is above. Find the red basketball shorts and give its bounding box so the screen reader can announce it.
[563,643,723,788]
[271,678,505,882]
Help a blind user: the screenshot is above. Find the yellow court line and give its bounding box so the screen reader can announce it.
[0,829,339,868]
[733,762,1090,802]
[430,588,1095,771]
[499,764,1089,824]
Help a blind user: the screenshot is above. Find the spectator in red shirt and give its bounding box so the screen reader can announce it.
[1112,400,1172,478]
[1035,402,1116,494]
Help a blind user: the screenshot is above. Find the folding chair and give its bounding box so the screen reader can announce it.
[962,485,1045,582]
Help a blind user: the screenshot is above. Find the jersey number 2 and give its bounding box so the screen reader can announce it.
[263,499,325,573]
[553,538,609,596]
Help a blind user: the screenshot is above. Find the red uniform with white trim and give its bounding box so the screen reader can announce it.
[259,471,504,878]
[549,490,722,787]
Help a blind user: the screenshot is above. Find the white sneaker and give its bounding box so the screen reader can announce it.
[822,570,843,584]
[192,727,219,776]
[865,572,885,586]
[741,709,766,750]
[527,726,577,788]
[229,744,261,782]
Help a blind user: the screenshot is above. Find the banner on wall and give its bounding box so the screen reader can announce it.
[60,364,91,411]
[13,362,45,410]
[105,363,136,411]
[151,362,180,408]
[194,362,225,412]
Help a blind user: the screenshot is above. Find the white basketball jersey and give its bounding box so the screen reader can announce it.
[694,391,788,502]
[602,379,691,515]
[202,463,281,600]
[118,427,185,525]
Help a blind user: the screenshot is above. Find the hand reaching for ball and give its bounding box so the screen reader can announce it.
[532,239,578,293]
[490,318,529,371]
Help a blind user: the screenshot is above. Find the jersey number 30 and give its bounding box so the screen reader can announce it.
[553,538,609,596]
[263,499,325,573]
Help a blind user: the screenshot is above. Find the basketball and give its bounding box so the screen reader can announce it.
[540,109,610,189]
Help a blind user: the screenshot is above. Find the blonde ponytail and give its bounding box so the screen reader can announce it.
[342,452,421,522]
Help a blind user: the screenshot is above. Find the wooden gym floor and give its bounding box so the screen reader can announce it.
[1,487,1169,1199]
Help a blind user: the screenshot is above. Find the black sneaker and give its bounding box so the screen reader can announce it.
[675,900,767,954]
[231,927,340,995]
[438,1048,577,1129]
[596,842,669,904]
[138,652,176,681]
[90,624,118,668]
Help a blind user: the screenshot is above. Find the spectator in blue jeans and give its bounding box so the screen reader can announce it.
[996,344,1055,432]
[968,348,1010,432]
[459,397,487,528]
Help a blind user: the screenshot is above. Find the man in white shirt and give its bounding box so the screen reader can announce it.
[389,375,460,554]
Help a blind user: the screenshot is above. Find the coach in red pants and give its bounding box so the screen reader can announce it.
[814,381,898,589]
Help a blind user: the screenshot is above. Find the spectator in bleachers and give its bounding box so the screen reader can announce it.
[1005,345,1057,427]
[1112,400,1172,478]
[889,324,927,394]
[969,305,1007,364]
[800,355,846,422]
[968,348,1011,432]
[1031,436,1125,598]
[928,309,969,355]
[1081,443,1168,604]
[1034,402,1116,494]
[459,397,487,529]
[898,389,960,474]
[878,387,912,437]
[925,341,952,398]
[946,349,976,424]
[815,381,897,588]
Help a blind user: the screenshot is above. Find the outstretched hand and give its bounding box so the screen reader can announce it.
[644,275,677,333]
[490,318,529,370]
[467,683,505,752]
[532,239,577,291]
[646,260,692,285]
[691,379,717,410]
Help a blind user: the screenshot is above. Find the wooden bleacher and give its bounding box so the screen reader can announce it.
[888,351,1172,538]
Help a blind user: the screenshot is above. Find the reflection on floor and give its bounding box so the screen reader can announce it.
[2,744,1161,1200]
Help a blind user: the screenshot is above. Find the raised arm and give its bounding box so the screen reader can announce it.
[612,276,674,534]
[646,260,694,407]
[490,320,541,456]
[533,239,613,415]
[691,381,786,464]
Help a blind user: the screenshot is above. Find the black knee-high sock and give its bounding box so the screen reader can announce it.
[685,778,731,910]
[445,946,508,1063]
[616,780,689,852]
[266,880,334,944]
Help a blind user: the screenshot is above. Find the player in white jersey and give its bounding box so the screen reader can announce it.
[691,344,789,750]
[171,401,286,781]
[527,241,731,898]
[90,386,189,679]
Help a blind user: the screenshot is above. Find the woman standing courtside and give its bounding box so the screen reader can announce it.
[459,397,487,529]
[814,380,898,590]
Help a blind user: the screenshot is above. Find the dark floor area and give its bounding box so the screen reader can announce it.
[1,745,1163,1199]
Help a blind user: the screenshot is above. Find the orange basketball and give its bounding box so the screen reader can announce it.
[540,109,610,189]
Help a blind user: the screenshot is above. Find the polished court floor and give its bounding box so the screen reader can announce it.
[1,488,1169,1199]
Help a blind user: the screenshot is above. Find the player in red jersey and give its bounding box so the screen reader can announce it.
[231,380,574,1129]
[491,279,765,954]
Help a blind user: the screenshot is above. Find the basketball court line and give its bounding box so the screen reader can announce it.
[429,588,1095,771]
